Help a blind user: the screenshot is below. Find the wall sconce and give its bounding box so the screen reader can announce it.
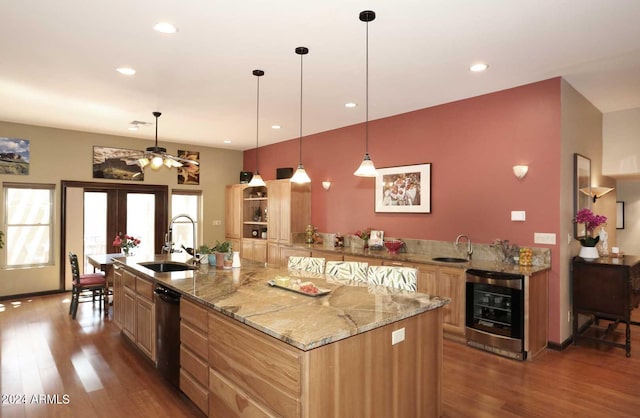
[512,165,529,179]
[322,181,331,190]
[591,186,615,203]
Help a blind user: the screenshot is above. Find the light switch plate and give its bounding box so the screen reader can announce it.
[511,211,526,221]
[392,328,405,345]
[534,232,556,245]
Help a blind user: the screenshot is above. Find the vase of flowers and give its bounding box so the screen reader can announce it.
[574,208,607,260]
[354,228,372,249]
[113,232,141,256]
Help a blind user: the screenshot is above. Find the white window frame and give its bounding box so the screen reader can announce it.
[170,189,203,250]
[3,182,55,268]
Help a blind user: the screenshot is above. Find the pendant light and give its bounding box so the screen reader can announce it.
[290,46,312,184]
[354,10,378,177]
[248,69,267,187]
[137,112,199,169]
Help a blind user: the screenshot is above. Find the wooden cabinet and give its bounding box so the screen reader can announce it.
[241,239,267,263]
[119,269,156,362]
[224,184,242,240]
[113,265,124,329]
[526,270,549,360]
[416,265,465,340]
[180,297,209,415]
[417,264,438,295]
[267,179,311,245]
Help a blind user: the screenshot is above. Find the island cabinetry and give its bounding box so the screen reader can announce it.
[208,310,301,417]
[180,297,209,415]
[120,269,156,362]
[207,302,442,418]
[266,179,311,245]
[224,184,243,240]
[417,265,465,340]
[113,264,124,329]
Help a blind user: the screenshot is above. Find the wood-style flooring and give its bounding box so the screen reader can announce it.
[2,293,640,417]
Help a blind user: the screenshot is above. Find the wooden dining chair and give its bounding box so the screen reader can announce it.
[287,256,326,274]
[367,265,418,292]
[68,252,106,319]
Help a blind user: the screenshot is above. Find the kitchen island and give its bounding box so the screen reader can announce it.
[113,254,449,418]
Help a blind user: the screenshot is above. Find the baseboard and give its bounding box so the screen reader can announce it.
[0,289,66,302]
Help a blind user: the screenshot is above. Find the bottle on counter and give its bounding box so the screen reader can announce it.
[335,234,344,248]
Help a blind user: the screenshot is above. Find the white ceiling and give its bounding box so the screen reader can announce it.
[1,0,639,151]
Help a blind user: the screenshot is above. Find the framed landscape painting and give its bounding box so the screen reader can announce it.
[0,137,30,175]
[375,163,431,213]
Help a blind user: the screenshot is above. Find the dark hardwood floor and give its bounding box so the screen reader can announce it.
[2,293,640,417]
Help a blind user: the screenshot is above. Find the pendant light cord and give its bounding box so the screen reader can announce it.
[256,74,260,171]
[365,18,369,154]
[299,51,304,163]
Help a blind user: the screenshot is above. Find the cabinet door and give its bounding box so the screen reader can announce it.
[113,266,123,329]
[123,287,136,341]
[267,180,282,242]
[417,265,438,295]
[438,267,466,337]
[253,240,267,263]
[267,242,280,266]
[225,184,242,240]
[241,240,254,260]
[136,295,156,361]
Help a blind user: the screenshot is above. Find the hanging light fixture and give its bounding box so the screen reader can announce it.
[354,10,378,177]
[248,69,267,187]
[290,46,312,184]
[137,112,199,170]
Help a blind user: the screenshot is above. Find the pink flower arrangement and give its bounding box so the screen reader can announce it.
[113,232,141,254]
[574,208,607,247]
[354,228,372,241]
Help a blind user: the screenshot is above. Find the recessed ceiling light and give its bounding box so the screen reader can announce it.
[153,22,178,34]
[271,125,281,129]
[116,67,136,76]
[345,102,357,108]
[128,125,139,131]
[223,140,232,144]
[469,63,489,72]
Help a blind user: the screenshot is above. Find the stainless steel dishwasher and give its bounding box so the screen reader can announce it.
[154,284,181,387]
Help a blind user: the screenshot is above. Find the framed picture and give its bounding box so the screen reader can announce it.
[375,163,431,213]
[0,137,30,175]
[369,230,384,248]
[177,150,200,185]
[573,153,591,238]
[617,201,625,229]
[93,146,144,181]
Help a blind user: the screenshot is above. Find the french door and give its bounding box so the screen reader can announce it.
[61,181,168,289]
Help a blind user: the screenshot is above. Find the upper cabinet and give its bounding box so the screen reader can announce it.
[267,179,311,245]
[242,185,268,240]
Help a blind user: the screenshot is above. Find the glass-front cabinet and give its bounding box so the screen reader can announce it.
[242,185,268,240]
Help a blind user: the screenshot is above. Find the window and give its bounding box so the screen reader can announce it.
[3,183,55,267]
[171,190,202,252]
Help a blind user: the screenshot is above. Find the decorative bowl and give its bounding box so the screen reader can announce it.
[384,240,404,254]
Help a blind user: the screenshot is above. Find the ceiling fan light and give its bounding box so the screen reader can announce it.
[138,157,150,168]
[248,173,266,187]
[150,155,164,169]
[291,163,311,184]
[354,153,378,177]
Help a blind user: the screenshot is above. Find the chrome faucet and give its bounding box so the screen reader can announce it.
[165,214,197,264]
[455,234,473,261]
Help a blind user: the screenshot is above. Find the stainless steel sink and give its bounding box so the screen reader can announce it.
[138,262,197,272]
[432,257,468,263]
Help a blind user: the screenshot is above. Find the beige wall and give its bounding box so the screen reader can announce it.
[0,120,242,297]
[560,79,608,342]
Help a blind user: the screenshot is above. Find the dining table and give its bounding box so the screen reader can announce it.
[86,253,122,317]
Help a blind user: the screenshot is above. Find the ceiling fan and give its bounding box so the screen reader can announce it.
[136,111,200,169]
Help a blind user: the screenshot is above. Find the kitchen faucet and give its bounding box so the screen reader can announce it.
[455,234,473,261]
[164,214,197,264]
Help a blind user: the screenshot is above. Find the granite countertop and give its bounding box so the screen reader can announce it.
[294,243,551,275]
[113,254,449,351]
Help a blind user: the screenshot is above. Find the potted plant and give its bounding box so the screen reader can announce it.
[574,208,607,260]
[214,240,232,269]
[198,244,212,264]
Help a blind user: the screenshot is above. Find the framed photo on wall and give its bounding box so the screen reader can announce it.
[93,146,144,181]
[375,163,431,213]
[177,150,200,184]
[617,201,625,229]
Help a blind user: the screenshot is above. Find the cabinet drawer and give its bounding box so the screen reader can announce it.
[180,369,208,415]
[181,322,208,360]
[208,312,300,418]
[136,276,154,300]
[209,368,274,418]
[123,270,136,290]
[181,298,208,332]
[180,345,208,387]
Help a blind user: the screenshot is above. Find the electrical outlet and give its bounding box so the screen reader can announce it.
[568,233,573,245]
[212,220,222,226]
[511,211,526,221]
[392,328,405,345]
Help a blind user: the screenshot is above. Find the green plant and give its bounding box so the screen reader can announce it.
[214,240,232,253]
[198,244,213,255]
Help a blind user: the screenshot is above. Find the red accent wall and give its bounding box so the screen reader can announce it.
[245,78,563,340]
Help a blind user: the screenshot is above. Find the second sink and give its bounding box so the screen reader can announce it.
[432,257,468,263]
[139,262,197,272]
